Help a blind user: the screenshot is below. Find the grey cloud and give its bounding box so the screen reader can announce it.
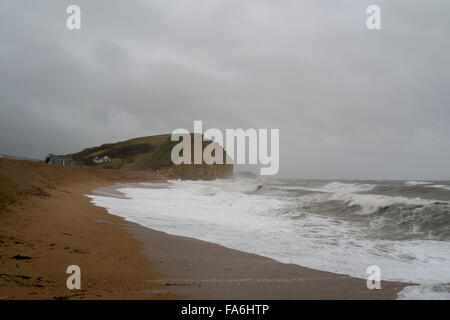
[0,0,449,179]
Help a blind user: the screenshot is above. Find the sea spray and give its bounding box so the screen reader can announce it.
[88,178,450,299]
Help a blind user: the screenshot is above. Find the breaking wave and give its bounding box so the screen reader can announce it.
[429,184,450,191]
[274,181,375,193]
[88,177,450,299]
[328,192,444,215]
[405,181,432,186]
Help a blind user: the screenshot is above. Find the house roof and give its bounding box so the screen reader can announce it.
[47,155,73,161]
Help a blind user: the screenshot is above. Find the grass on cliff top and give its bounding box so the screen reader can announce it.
[70,134,174,170]
[69,133,226,172]
[148,136,179,170]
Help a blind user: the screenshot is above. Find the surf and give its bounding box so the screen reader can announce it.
[87,178,450,299]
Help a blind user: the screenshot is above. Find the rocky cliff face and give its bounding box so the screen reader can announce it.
[158,134,233,180]
[161,162,233,180]
[69,134,233,180]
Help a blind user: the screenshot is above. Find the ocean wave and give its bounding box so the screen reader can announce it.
[87,179,450,299]
[398,284,450,300]
[367,205,450,241]
[168,178,264,194]
[405,181,432,186]
[276,181,374,193]
[329,192,440,215]
[429,184,450,191]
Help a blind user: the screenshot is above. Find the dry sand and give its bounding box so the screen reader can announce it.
[0,158,408,299]
[0,158,169,299]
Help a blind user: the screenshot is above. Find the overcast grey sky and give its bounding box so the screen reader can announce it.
[0,1,449,179]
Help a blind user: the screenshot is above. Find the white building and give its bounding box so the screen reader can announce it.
[93,155,112,164]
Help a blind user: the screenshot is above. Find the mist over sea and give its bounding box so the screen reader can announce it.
[88,177,450,299]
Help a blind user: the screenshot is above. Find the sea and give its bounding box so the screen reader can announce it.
[87,176,450,299]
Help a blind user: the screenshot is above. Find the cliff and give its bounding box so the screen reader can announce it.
[68,134,233,180]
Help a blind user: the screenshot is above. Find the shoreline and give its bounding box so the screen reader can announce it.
[0,159,408,299]
[92,183,409,300]
[0,159,171,299]
[0,179,174,299]
[129,222,408,299]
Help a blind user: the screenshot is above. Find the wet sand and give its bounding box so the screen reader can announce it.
[127,224,406,299]
[97,184,408,300]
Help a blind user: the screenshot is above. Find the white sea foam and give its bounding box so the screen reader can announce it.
[429,184,450,191]
[398,284,450,300]
[329,192,439,215]
[405,181,432,186]
[87,179,450,299]
[276,181,374,193]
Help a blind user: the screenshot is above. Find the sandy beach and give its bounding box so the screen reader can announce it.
[0,158,170,299]
[129,222,407,299]
[0,158,407,299]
